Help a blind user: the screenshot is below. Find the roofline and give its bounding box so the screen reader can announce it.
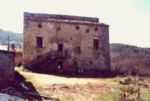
[24,15,109,27]
[24,12,99,23]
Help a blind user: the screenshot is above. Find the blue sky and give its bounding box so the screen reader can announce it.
[0,0,149,47]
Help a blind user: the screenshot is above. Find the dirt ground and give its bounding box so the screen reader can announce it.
[14,67,150,101]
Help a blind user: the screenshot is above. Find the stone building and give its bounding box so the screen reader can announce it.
[23,12,110,75]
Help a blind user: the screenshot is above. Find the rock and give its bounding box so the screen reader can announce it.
[0,93,25,101]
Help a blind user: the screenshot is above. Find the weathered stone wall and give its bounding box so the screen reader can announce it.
[24,12,110,75]
[0,50,15,88]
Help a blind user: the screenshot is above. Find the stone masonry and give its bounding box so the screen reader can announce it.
[23,12,110,76]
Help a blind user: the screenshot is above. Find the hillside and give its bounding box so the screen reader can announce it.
[0,29,23,48]
[111,43,150,76]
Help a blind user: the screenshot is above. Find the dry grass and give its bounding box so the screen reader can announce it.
[15,67,150,101]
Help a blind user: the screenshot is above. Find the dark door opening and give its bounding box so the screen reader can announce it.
[93,39,99,50]
[58,43,63,52]
[36,36,43,48]
[57,61,63,73]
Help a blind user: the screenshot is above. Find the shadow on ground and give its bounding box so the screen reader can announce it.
[1,71,60,101]
[24,65,114,78]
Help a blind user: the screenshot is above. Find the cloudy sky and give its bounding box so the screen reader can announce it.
[0,0,150,47]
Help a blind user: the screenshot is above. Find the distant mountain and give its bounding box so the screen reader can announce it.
[0,29,23,48]
[111,43,150,76]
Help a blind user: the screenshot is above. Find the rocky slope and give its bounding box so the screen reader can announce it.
[111,43,150,76]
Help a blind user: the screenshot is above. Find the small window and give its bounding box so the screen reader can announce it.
[89,61,93,64]
[95,27,98,31]
[57,26,61,31]
[75,26,80,30]
[58,43,63,52]
[36,37,43,48]
[38,23,42,28]
[93,39,99,50]
[75,46,81,54]
[86,29,90,33]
